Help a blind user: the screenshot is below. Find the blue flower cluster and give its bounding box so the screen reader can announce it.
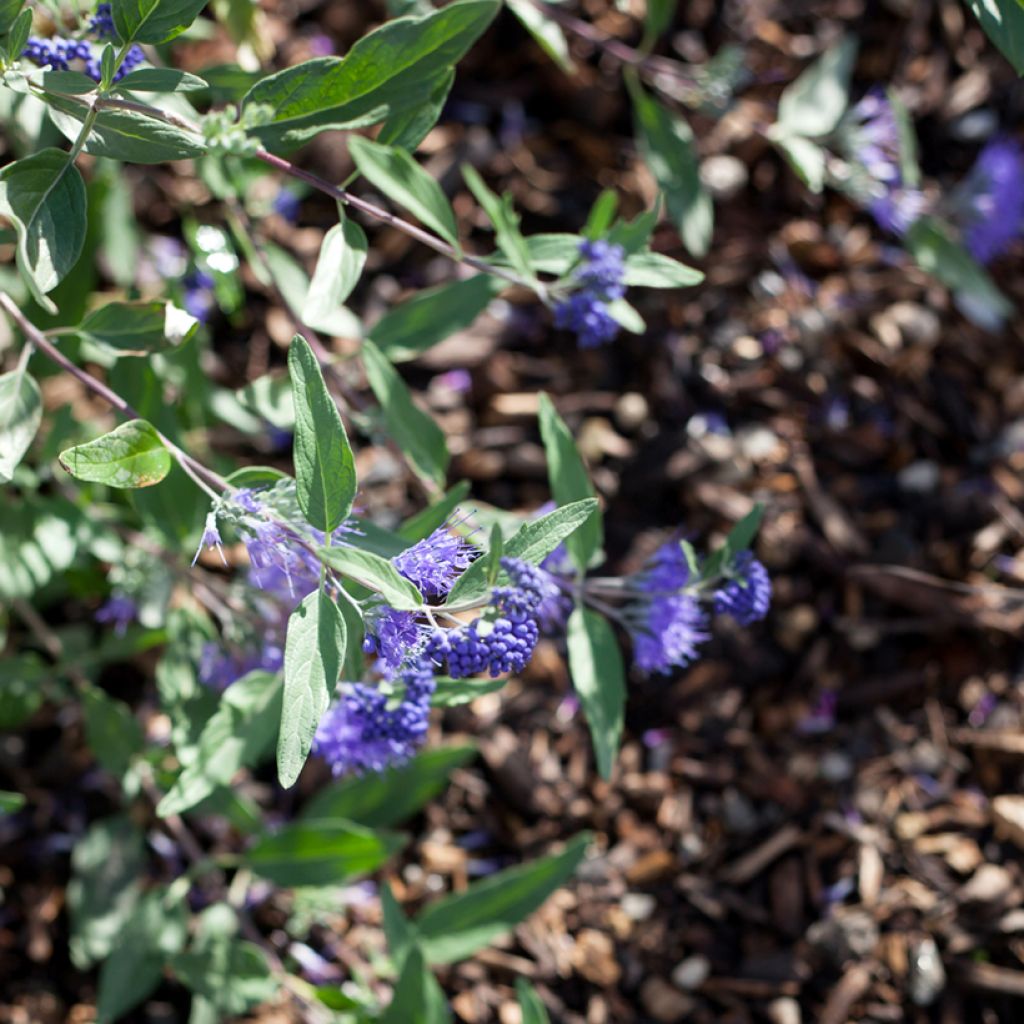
[625,541,771,675]
[362,605,426,676]
[312,660,436,775]
[553,239,627,348]
[182,269,216,323]
[844,91,926,236]
[392,521,476,598]
[955,138,1024,265]
[89,3,116,39]
[95,593,137,637]
[713,551,773,626]
[199,641,284,692]
[428,558,546,678]
[22,35,145,84]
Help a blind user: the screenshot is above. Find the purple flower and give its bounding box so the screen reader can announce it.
[306,32,334,56]
[626,541,709,674]
[89,3,115,38]
[22,38,92,72]
[312,661,436,776]
[868,187,928,236]
[363,605,427,675]
[192,511,227,567]
[95,594,137,636]
[182,269,216,323]
[392,523,477,599]
[955,138,1024,264]
[713,551,772,625]
[272,190,302,223]
[553,239,627,348]
[428,558,546,678]
[198,641,284,692]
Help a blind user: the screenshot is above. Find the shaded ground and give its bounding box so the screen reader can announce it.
[3,0,1024,1021]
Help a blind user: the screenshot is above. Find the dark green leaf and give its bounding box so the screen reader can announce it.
[382,882,418,970]
[242,0,500,151]
[369,274,501,362]
[0,496,83,599]
[113,67,209,92]
[67,816,145,968]
[0,148,87,309]
[966,0,1024,74]
[112,0,209,44]
[96,887,188,1024]
[415,833,591,963]
[516,979,551,1024]
[45,95,206,163]
[319,543,424,610]
[0,367,42,483]
[566,607,625,780]
[362,338,449,488]
[701,503,765,580]
[59,418,172,489]
[377,67,455,151]
[78,300,199,356]
[430,675,508,707]
[445,498,598,607]
[381,946,452,1024]
[38,69,99,94]
[158,671,282,816]
[82,685,144,779]
[0,790,25,813]
[349,136,459,249]
[537,393,601,571]
[643,0,675,44]
[288,334,357,533]
[0,0,25,35]
[278,588,346,788]
[630,83,712,257]
[462,164,533,281]
[505,0,572,73]
[302,745,477,826]
[246,818,405,886]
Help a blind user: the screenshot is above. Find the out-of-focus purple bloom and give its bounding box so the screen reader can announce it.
[183,268,216,323]
[642,727,672,748]
[89,3,116,38]
[869,187,928,236]
[433,368,473,393]
[968,691,997,728]
[289,943,343,986]
[820,875,856,909]
[306,32,334,56]
[797,690,838,735]
[95,594,137,636]
[553,239,627,348]
[392,522,477,599]
[312,660,435,776]
[759,328,785,354]
[955,138,1024,264]
[198,641,284,691]
[272,189,302,223]
[688,411,731,438]
[713,551,772,625]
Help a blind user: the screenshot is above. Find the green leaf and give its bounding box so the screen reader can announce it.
[302,745,477,826]
[96,887,188,1024]
[905,216,1013,329]
[430,675,508,707]
[112,67,209,92]
[773,133,827,193]
[382,882,418,970]
[112,0,209,43]
[773,36,857,137]
[243,0,500,151]
[59,419,172,489]
[362,338,449,488]
[306,214,367,331]
[462,165,533,281]
[537,392,601,571]
[369,274,502,362]
[445,498,598,607]
[246,819,405,886]
[37,69,98,94]
[82,685,144,779]
[348,135,459,249]
[77,300,199,356]
[583,189,618,239]
[278,589,346,788]
[623,250,703,288]
[415,833,591,963]
[642,0,675,44]
[701,503,765,580]
[288,334,357,533]
[381,946,452,1024]
[318,543,424,610]
[630,83,713,257]
[0,495,84,599]
[516,979,551,1024]
[505,0,572,73]
[966,0,1024,74]
[0,790,25,814]
[45,95,207,163]
[566,607,625,780]
[6,6,31,62]
[0,148,87,309]
[0,367,42,483]
[67,816,145,968]
[158,671,283,817]
[0,659,46,729]
[171,905,277,1015]
[0,0,25,36]
[377,67,455,152]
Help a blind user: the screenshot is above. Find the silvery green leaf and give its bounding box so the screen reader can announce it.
[59,419,172,489]
[318,544,424,611]
[0,366,42,482]
[306,214,367,330]
[774,36,857,138]
[505,0,573,73]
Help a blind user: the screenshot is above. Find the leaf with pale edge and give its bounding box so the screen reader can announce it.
[59,419,171,489]
[0,368,41,483]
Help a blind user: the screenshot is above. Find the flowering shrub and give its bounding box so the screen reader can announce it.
[0,0,1017,1017]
